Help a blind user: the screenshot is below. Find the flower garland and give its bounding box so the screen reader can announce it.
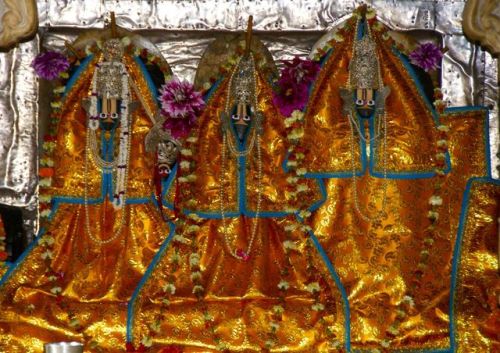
[135,214,339,352]
[279,8,449,351]
[36,40,171,230]
[383,93,450,349]
[33,39,172,351]
[131,48,338,351]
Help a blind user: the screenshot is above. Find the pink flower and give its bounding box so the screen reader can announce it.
[272,56,320,117]
[272,76,309,117]
[159,78,205,139]
[31,51,70,80]
[409,42,443,72]
[281,56,320,85]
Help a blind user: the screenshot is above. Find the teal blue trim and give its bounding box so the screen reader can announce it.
[101,129,115,200]
[443,106,491,178]
[127,220,176,342]
[161,162,178,209]
[393,49,439,123]
[178,175,326,219]
[133,56,160,106]
[358,18,366,39]
[203,78,223,103]
[319,48,333,67]
[304,223,351,351]
[353,348,450,353]
[160,119,326,217]
[449,176,499,352]
[63,55,94,98]
[368,113,451,179]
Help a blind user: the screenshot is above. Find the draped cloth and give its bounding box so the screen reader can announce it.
[289,11,498,352]
[128,54,348,352]
[0,52,169,353]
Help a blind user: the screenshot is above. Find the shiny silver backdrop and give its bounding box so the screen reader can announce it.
[0,0,498,238]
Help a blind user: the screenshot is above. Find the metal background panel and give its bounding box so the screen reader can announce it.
[0,0,497,240]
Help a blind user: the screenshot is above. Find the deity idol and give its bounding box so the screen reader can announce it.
[126,26,350,352]
[285,6,499,353]
[0,27,176,353]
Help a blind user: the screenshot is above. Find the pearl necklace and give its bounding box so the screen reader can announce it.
[89,60,131,208]
[83,59,131,244]
[88,129,118,170]
[219,53,263,261]
[348,18,389,223]
[219,133,263,261]
[83,127,130,245]
[348,111,388,222]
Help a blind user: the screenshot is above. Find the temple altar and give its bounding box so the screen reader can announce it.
[0,1,498,353]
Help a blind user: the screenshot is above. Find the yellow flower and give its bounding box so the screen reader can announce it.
[180,160,191,170]
[41,250,54,260]
[296,168,307,176]
[277,280,290,290]
[50,286,62,294]
[69,317,81,328]
[162,282,176,295]
[192,285,204,294]
[141,336,153,347]
[437,125,449,132]
[150,320,161,333]
[311,303,325,311]
[332,32,344,42]
[305,282,320,293]
[272,305,284,315]
[53,86,65,94]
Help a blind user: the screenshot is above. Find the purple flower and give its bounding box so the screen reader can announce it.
[159,78,205,139]
[272,76,309,117]
[31,51,70,80]
[272,56,320,117]
[409,42,443,72]
[281,56,320,85]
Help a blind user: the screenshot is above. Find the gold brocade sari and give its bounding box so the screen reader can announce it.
[288,10,499,353]
[0,45,170,352]
[127,49,348,352]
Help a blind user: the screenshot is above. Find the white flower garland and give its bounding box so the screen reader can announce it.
[88,61,131,209]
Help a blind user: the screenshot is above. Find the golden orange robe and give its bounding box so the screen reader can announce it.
[287,13,498,353]
[127,60,349,352]
[0,53,169,353]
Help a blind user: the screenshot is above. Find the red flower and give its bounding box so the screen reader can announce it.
[0,251,8,261]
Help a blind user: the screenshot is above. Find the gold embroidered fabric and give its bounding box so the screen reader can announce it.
[299,17,440,175]
[296,11,496,352]
[453,180,499,353]
[130,46,346,352]
[0,48,169,352]
[174,74,322,215]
